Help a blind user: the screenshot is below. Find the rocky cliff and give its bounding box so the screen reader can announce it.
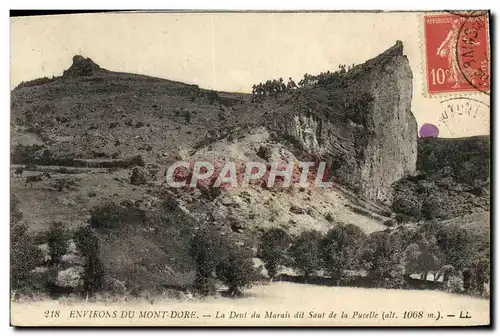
[268,41,418,204]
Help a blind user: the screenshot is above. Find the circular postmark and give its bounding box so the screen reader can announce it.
[453,14,490,94]
[437,97,489,137]
[446,10,489,18]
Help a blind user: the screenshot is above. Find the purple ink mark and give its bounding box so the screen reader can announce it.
[419,123,440,138]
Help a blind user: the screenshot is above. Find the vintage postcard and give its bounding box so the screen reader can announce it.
[10,10,491,327]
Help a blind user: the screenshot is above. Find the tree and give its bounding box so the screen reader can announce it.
[258,228,291,279]
[88,202,126,229]
[11,223,43,289]
[47,222,69,265]
[361,231,406,288]
[436,226,478,271]
[404,234,443,281]
[189,229,224,295]
[289,230,323,279]
[472,257,489,296]
[73,226,104,294]
[216,247,256,296]
[321,224,366,281]
[10,194,43,289]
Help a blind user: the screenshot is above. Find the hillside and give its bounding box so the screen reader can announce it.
[392,136,490,221]
[10,42,490,295]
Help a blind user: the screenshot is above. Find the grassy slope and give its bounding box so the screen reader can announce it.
[11,64,490,292]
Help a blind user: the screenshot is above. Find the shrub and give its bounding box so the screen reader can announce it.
[289,230,323,279]
[11,144,44,164]
[472,258,489,296]
[189,229,225,296]
[361,231,406,288]
[421,196,438,220]
[392,193,422,218]
[257,228,291,279]
[216,247,256,296]
[51,178,79,192]
[403,234,443,280]
[74,227,99,258]
[130,166,148,185]
[321,224,366,280]
[88,202,145,230]
[11,224,43,289]
[183,110,191,124]
[89,203,124,229]
[73,226,104,294]
[206,90,219,105]
[436,225,477,270]
[257,146,272,161]
[47,222,69,266]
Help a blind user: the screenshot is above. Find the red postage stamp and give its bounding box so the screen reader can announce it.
[423,12,490,95]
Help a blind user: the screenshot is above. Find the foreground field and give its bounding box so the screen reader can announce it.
[11,282,489,327]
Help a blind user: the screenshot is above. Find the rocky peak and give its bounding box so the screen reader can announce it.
[269,41,418,204]
[62,55,104,78]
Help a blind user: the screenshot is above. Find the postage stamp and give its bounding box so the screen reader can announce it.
[423,12,490,95]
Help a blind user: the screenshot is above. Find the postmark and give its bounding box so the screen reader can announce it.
[436,97,489,136]
[423,12,490,95]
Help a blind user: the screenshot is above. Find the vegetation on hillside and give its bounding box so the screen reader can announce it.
[256,218,489,296]
[252,64,355,97]
[9,55,489,303]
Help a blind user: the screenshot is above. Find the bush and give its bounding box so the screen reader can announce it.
[257,228,291,279]
[321,224,366,280]
[89,203,124,229]
[361,231,406,288]
[189,229,225,296]
[289,230,323,279]
[436,225,477,270]
[88,202,145,230]
[11,144,44,164]
[47,222,69,266]
[216,247,256,296]
[421,196,438,220]
[183,110,191,124]
[392,193,422,218]
[11,224,43,289]
[130,166,148,185]
[206,90,219,105]
[51,178,79,191]
[403,233,443,280]
[73,226,104,294]
[472,258,489,296]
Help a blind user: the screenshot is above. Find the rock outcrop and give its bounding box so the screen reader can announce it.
[269,41,418,204]
[63,55,104,78]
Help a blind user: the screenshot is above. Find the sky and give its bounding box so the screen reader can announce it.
[10,12,490,137]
